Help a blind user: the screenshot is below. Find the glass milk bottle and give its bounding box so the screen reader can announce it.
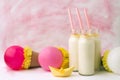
[94,34,101,71]
[78,34,95,75]
[69,33,80,71]
[88,29,101,71]
[93,30,101,71]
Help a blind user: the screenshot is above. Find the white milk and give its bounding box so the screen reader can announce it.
[88,30,101,71]
[78,34,95,75]
[69,33,79,71]
[93,34,101,71]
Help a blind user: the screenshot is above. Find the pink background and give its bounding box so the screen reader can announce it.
[0,0,120,55]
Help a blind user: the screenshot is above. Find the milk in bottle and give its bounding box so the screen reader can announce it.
[69,33,79,71]
[87,29,101,71]
[78,34,95,75]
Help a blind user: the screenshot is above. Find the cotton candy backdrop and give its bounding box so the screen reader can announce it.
[0,0,120,55]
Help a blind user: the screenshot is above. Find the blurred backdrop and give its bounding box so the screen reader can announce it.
[0,0,120,56]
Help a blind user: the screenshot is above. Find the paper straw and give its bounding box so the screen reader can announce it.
[76,8,84,33]
[84,8,91,30]
[68,8,75,33]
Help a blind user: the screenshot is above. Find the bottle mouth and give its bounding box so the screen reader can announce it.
[71,32,80,37]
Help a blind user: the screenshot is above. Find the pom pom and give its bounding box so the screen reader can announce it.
[58,47,69,69]
[22,47,32,69]
[107,47,120,75]
[102,50,112,72]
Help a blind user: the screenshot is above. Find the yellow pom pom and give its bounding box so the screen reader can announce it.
[58,47,69,69]
[102,50,112,72]
[22,47,32,69]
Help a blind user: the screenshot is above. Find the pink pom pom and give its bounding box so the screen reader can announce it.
[4,45,24,70]
[38,46,63,71]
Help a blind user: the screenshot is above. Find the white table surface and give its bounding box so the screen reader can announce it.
[0,56,120,80]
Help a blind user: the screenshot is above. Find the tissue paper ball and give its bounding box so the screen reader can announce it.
[107,47,120,75]
[4,46,24,70]
[38,46,63,71]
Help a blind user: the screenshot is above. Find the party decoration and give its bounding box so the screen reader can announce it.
[4,45,40,70]
[102,47,120,75]
[38,46,69,71]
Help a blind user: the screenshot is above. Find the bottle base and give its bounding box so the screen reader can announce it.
[73,70,78,72]
[78,72,94,76]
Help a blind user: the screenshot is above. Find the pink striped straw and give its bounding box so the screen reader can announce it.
[84,8,91,30]
[68,8,75,33]
[76,8,84,34]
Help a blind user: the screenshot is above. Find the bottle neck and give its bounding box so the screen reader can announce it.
[71,33,80,38]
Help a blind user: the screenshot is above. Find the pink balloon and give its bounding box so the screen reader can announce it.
[38,46,63,71]
[4,45,24,70]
